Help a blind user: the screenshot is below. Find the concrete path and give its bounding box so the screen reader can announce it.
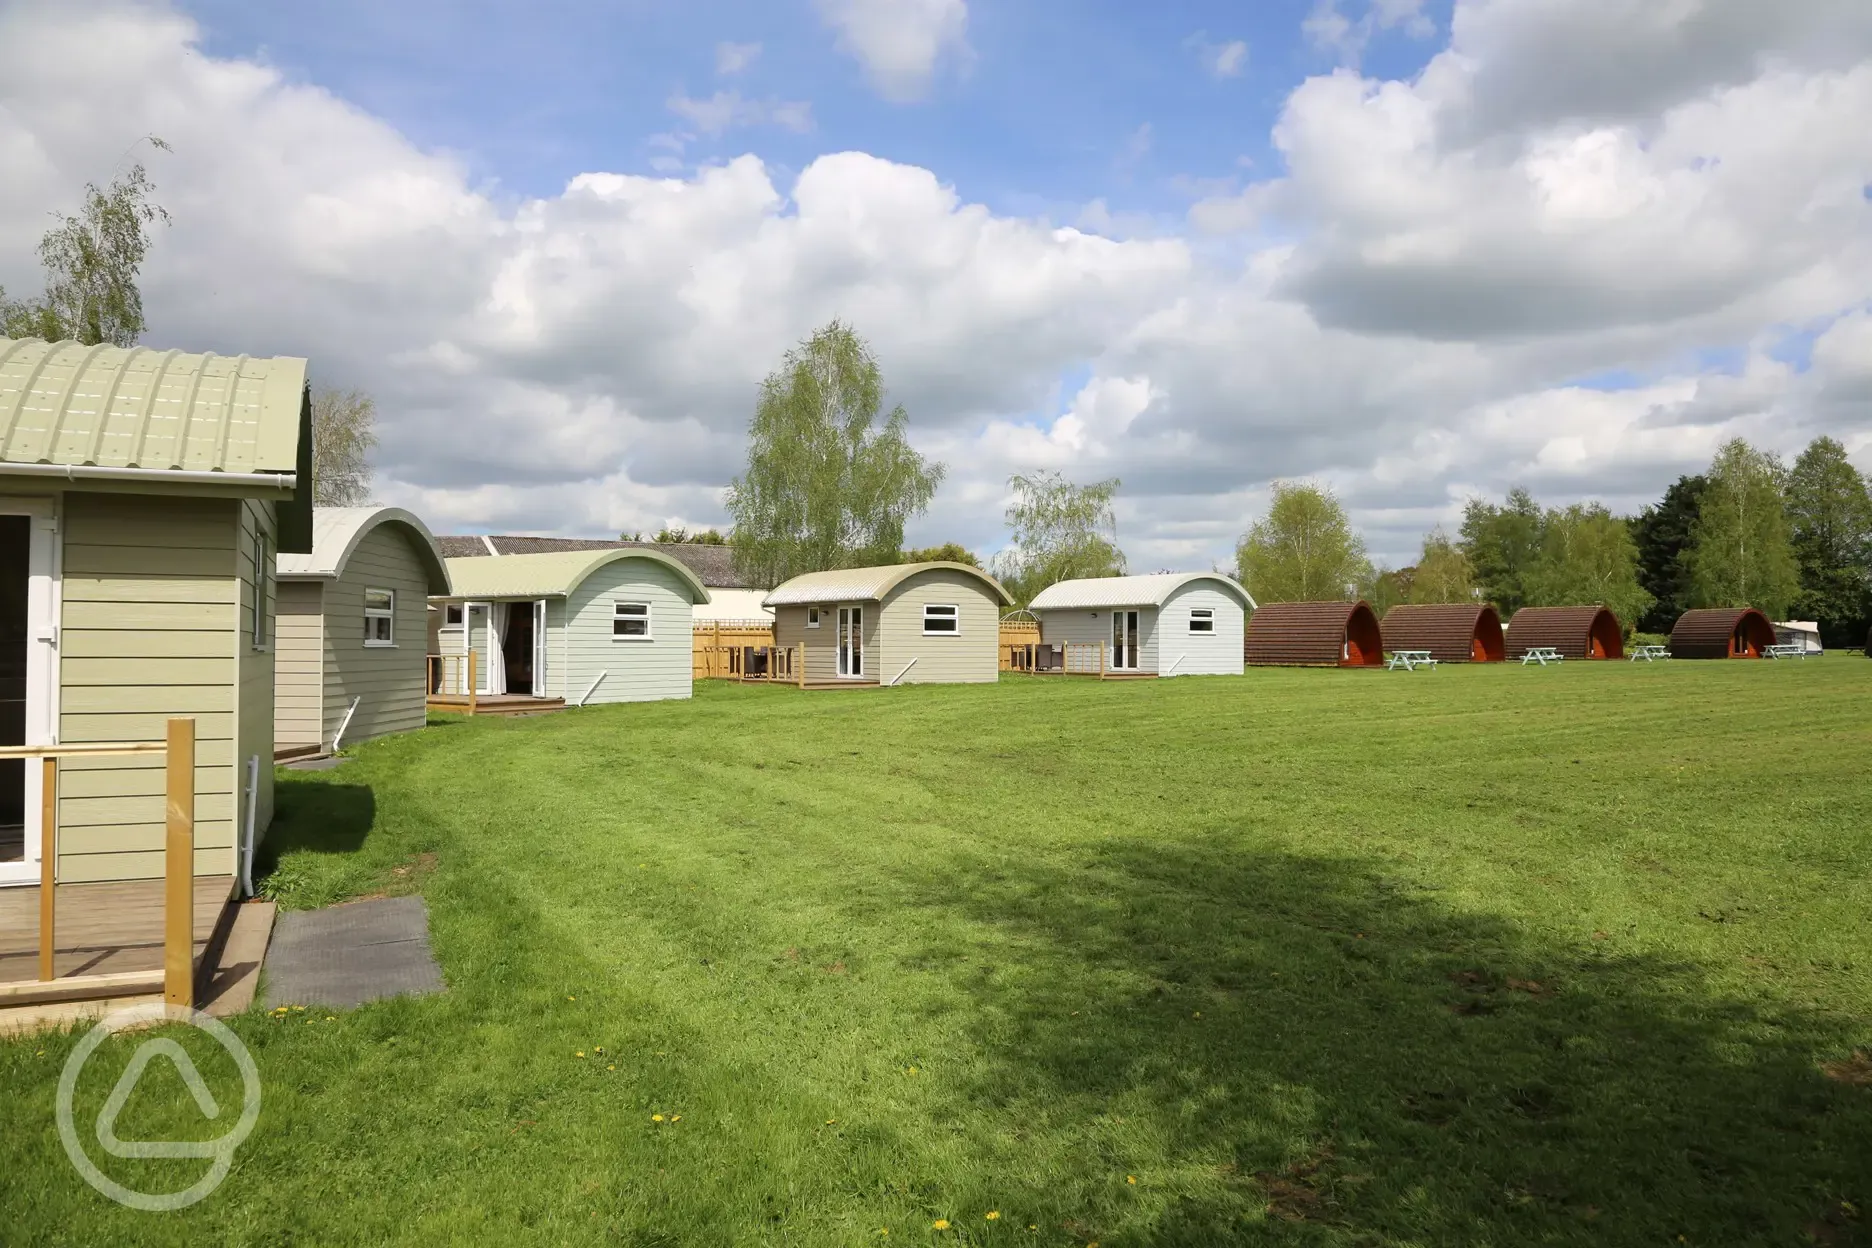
[261,896,445,1010]
[202,900,276,1017]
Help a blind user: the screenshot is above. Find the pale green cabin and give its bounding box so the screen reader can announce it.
[764,562,1013,686]
[276,507,451,752]
[0,337,313,886]
[433,548,710,705]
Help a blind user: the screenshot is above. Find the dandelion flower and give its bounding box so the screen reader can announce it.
[576,1051,586,1058]
[671,1115,681,1122]
[607,1064,616,1071]
[985,1210,1000,1220]
[594,1046,604,1054]
[652,1114,665,1122]
[1126,1174,1137,1185]
[931,1219,950,1230]
[1192,1011,1202,1018]
[826,1119,837,1125]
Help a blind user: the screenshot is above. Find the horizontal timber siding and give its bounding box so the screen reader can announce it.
[274,581,325,747]
[320,525,432,744]
[561,558,696,703]
[877,569,1001,683]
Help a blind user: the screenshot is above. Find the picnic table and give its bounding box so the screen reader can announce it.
[1764,643,1814,660]
[1629,644,1670,662]
[1520,646,1564,667]
[1386,649,1437,671]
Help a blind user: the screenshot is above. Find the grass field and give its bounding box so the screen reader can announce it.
[5,660,1871,1245]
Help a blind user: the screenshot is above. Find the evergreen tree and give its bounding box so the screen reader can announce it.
[1631,475,1706,632]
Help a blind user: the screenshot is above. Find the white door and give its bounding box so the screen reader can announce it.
[1,498,57,887]
[465,602,490,694]
[837,606,864,678]
[531,599,548,698]
[1110,610,1139,670]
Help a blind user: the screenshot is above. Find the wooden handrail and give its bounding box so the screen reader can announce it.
[28,717,196,1007]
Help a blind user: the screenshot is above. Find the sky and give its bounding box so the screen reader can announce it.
[2,0,1869,569]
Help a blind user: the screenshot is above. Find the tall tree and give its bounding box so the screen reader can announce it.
[1685,438,1800,617]
[992,472,1124,605]
[310,386,378,506]
[1631,475,1706,632]
[1458,488,1544,615]
[651,526,728,545]
[1236,481,1370,603]
[726,321,945,588]
[1408,530,1478,604]
[1525,502,1654,629]
[1357,564,1412,617]
[0,146,171,346]
[1785,436,1872,645]
[902,542,982,568]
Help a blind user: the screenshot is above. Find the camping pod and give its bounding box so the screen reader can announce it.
[1380,603,1505,663]
[1029,573,1253,676]
[1504,606,1624,660]
[764,562,1013,685]
[1244,601,1384,667]
[1669,608,1776,659]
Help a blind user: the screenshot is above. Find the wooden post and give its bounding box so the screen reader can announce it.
[163,717,196,1008]
[38,757,55,981]
[798,642,807,689]
[468,650,478,716]
[1100,641,1108,677]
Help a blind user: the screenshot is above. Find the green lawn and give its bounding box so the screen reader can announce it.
[5,661,1871,1245]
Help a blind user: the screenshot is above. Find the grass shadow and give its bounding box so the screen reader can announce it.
[891,839,1872,1245]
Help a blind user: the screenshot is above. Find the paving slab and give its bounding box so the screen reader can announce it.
[202,900,276,1017]
[284,755,352,771]
[261,895,445,1010]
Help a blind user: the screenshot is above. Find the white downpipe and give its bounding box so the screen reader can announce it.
[577,671,607,707]
[239,754,260,898]
[330,695,362,752]
[888,656,918,686]
[1167,653,1186,676]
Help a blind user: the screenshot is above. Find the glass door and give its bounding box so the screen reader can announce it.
[837,606,864,678]
[1110,610,1139,669]
[531,599,549,697]
[1,498,55,887]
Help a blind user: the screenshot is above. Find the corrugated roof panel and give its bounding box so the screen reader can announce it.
[764,561,1012,607]
[442,548,710,604]
[1030,572,1252,611]
[0,338,305,474]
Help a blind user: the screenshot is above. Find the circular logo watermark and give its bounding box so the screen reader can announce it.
[56,1003,261,1211]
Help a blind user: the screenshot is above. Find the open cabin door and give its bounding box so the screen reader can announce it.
[1,499,56,887]
[532,599,549,698]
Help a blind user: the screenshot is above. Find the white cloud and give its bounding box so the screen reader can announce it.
[1190,35,1249,80]
[1305,0,1435,66]
[715,41,761,76]
[666,90,814,137]
[2,0,1868,568]
[816,0,969,102]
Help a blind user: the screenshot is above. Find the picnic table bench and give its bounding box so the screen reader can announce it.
[1764,643,1814,659]
[1386,649,1437,671]
[1520,646,1564,667]
[1629,644,1671,662]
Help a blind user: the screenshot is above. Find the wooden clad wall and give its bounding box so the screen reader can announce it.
[773,603,882,682]
[321,524,432,743]
[1159,583,1246,676]
[274,581,325,747]
[877,569,1001,683]
[561,558,698,703]
[236,496,277,854]
[56,493,243,882]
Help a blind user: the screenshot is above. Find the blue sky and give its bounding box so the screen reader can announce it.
[179,0,1446,218]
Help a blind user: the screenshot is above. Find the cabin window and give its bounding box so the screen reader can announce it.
[251,529,271,649]
[444,604,464,626]
[1189,608,1215,634]
[364,589,396,646]
[807,606,821,628]
[613,601,651,640]
[923,604,960,635]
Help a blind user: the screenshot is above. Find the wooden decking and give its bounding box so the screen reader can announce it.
[426,694,568,717]
[0,875,235,995]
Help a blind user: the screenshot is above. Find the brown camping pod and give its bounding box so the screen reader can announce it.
[1669,607,1776,659]
[1504,606,1625,660]
[1244,600,1385,667]
[1379,603,1505,663]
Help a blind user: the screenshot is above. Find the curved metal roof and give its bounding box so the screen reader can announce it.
[442,548,711,604]
[764,561,1013,607]
[0,337,306,475]
[278,507,451,594]
[1030,572,1255,612]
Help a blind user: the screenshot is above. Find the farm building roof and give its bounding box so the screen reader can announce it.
[441,548,710,604]
[279,506,451,593]
[1029,572,1255,611]
[1379,603,1505,663]
[1504,606,1624,659]
[1669,607,1775,658]
[434,535,749,588]
[1244,600,1384,667]
[764,561,1013,608]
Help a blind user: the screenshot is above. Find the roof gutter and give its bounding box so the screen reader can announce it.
[0,461,297,491]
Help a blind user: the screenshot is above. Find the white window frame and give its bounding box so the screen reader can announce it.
[363,588,396,647]
[1189,608,1215,635]
[922,603,961,636]
[443,603,464,627]
[613,600,652,641]
[251,527,271,650]
[806,606,821,628]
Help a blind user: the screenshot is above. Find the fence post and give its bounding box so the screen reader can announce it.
[38,757,56,981]
[164,716,196,1007]
[1100,641,1107,677]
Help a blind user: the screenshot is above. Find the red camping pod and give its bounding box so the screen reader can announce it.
[1379,603,1505,663]
[1244,601,1385,667]
[1504,606,1624,660]
[1670,608,1776,659]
